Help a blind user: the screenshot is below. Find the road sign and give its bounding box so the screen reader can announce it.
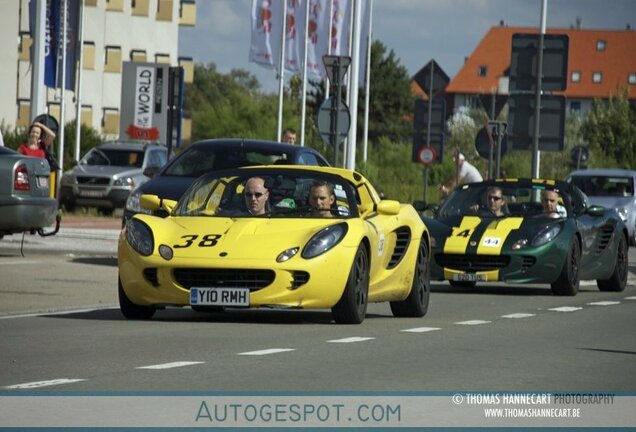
[323,55,351,86]
[414,99,446,135]
[317,98,351,146]
[479,94,508,120]
[510,33,569,92]
[412,132,444,164]
[412,60,449,98]
[417,146,436,165]
[475,125,509,159]
[508,94,566,151]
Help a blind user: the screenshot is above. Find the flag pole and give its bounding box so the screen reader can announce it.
[58,0,68,181]
[345,0,361,170]
[276,0,288,142]
[74,0,84,162]
[299,0,310,147]
[362,0,372,163]
[325,0,333,97]
[30,0,47,123]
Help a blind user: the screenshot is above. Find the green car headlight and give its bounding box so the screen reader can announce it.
[125,219,154,256]
[302,223,348,259]
[531,223,562,247]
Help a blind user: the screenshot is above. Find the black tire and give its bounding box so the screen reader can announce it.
[597,234,628,292]
[390,238,430,317]
[449,280,477,289]
[332,244,369,324]
[118,277,155,319]
[551,238,580,296]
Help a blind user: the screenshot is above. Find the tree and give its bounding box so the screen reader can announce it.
[362,40,413,142]
[581,87,636,169]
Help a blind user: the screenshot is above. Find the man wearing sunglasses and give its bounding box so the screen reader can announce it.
[470,186,507,216]
[485,186,507,216]
[244,177,270,215]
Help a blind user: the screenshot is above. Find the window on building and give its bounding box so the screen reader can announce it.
[478,65,488,77]
[570,101,581,112]
[571,71,581,83]
[132,0,150,16]
[47,103,61,123]
[596,39,606,51]
[102,108,120,135]
[130,49,147,62]
[105,46,122,73]
[628,73,636,85]
[157,0,174,21]
[179,0,196,26]
[81,105,93,127]
[85,0,97,6]
[155,53,170,64]
[592,72,602,83]
[18,32,32,61]
[179,57,194,83]
[17,100,31,128]
[106,0,124,12]
[83,41,96,70]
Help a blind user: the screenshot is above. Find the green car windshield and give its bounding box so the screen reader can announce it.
[439,184,568,218]
[173,170,358,219]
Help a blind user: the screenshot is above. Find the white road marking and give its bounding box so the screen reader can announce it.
[625,296,636,301]
[548,306,583,312]
[587,301,621,306]
[580,280,596,286]
[136,361,204,370]
[401,327,442,333]
[0,260,40,266]
[5,379,86,389]
[237,349,295,356]
[501,313,536,319]
[0,307,119,320]
[455,320,491,325]
[327,337,375,343]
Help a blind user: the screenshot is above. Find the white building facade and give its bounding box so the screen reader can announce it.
[0,0,195,138]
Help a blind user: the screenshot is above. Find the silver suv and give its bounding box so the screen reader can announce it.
[59,141,168,215]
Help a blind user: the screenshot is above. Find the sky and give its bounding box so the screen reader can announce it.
[179,0,636,94]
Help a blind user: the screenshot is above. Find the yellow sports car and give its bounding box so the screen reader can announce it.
[118,166,431,324]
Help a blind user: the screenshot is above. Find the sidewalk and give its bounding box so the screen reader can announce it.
[61,215,122,230]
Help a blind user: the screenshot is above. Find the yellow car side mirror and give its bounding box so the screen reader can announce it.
[377,200,401,215]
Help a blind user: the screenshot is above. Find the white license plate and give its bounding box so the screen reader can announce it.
[79,190,104,197]
[190,287,250,307]
[453,273,486,282]
[37,176,49,188]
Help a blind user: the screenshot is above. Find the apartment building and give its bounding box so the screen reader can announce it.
[0,0,196,139]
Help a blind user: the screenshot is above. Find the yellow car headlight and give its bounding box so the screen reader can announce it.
[125,219,154,256]
[302,223,348,259]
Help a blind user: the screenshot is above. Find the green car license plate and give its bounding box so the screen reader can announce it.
[453,273,486,282]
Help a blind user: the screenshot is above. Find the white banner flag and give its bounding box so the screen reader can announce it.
[249,0,284,69]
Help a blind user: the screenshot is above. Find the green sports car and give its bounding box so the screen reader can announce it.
[420,178,628,295]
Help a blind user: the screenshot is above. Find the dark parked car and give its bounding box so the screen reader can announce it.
[0,146,58,239]
[59,141,168,215]
[122,138,329,223]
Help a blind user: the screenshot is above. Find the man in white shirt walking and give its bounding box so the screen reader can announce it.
[439,150,483,197]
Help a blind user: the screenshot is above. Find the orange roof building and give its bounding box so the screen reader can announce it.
[443,24,636,115]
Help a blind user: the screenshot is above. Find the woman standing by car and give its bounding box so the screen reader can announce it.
[18,121,56,160]
[18,121,59,198]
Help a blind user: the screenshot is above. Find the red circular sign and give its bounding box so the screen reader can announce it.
[418,146,436,165]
